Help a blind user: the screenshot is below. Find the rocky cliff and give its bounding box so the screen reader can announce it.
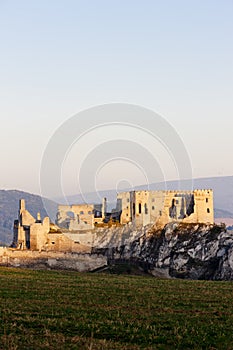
[92,223,233,280]
[3,216,233,280]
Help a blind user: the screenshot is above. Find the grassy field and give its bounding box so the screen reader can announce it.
[0,267,233,349]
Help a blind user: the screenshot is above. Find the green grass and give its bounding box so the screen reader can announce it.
[0,267,233,349]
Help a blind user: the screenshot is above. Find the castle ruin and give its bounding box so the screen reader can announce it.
[12,200,90,252]
[117,189,214,228]
[12,189,214,251]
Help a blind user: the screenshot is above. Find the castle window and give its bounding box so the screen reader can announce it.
[127,198,130,202]
[80,211,84,215]
[159,210,162,216]
[139,203,142,214]
[207,208,210,213]
[152,206,155,210]
[88,211,92,215]
[133,203,135,215]
[206,198,209,203]
[144,203,148,214]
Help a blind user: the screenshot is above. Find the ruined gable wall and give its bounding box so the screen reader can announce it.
[20,209,35,226]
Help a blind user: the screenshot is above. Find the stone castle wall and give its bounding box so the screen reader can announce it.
[56,203,102,230]
[117,189,214,227]
[0,247,107,272]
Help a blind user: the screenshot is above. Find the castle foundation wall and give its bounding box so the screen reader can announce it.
[0,248,107,272]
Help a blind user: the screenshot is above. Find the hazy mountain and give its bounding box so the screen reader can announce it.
[214,208,233,219]
[0,190,58,245]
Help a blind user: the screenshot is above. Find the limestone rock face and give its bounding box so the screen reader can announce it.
[93,223,233,280]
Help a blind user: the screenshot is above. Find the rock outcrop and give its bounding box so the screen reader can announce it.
[2,221,233,280]
[92,223,233,280]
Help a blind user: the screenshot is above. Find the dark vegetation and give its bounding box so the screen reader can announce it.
[1,267,233,349]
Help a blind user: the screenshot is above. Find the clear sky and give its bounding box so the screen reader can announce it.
[0,0,232,197]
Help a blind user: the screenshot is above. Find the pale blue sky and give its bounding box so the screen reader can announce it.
[0,0,232,196]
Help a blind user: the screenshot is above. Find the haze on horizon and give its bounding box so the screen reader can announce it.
[0,1,232,198]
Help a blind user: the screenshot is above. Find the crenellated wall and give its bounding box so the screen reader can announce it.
[117,189,214,228]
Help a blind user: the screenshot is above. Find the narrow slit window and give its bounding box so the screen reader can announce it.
[139,203,142,214]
